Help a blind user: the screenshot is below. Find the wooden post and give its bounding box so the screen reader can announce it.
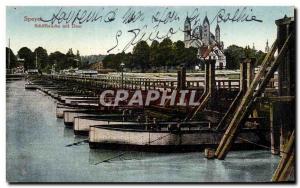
[239,58,247,93]
[247,58,259,118]
[139,78,142,89]
[207,59,216,109]
[276,16,295,97]
[208,59,216,97]
[145,79,147,90]
[181,66,186,90]
[247,58,255,88]
[270,102,280,155]
[177,69,182,90]
[204,61,210,93]
[275,16,295,157]
[272,130,295,182]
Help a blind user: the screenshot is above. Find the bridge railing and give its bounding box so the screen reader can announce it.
[45,74,244,91]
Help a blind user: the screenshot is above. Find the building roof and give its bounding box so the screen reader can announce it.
[198,45,224,59]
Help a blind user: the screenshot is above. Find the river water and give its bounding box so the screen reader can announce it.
[6,80,280,183]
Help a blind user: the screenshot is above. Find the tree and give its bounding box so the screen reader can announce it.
[102,52,127,70]
[255,50,267,66]
[48,51,67,71]
[184,47,198,68]
[123,53,134,72]
[133,40,150,72]
[158,38,174,70]
[149,40,160,69]
[6,47,17,69]
[224,45,267,69]
[224,45,245,69]
[66,48,77,68]
[75,50,83,68]
[173,40,186,67]
[34,47,49,71]
[102,54,115,69]
[113,52,126,71]
[18,47,34,70]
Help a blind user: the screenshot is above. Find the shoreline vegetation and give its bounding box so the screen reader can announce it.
[6,38,266,74]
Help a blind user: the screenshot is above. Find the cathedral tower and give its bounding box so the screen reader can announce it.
[202,15,210,46]
[184,16,191,48]
[215,24,220,44]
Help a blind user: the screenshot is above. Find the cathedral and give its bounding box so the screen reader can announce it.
[183,16,226,69]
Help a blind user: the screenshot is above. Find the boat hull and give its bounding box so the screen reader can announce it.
[89,126,263,152]
[74,116,139,135]
[56,105,87,118]
[63,111,100,127]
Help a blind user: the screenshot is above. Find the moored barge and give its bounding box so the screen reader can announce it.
[89,122,265,152]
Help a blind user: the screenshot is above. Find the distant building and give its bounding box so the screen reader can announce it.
[27,69,39,75]
[60,68,78,75]
[183,16,226,69]
[76,69,98,77]
[14,65,24,74]
[89,61,104,71]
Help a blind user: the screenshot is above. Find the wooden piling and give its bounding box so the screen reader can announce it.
[208,60,215,96]
[186,59,216,121]
[177,66,186,90]
[276,16,295,97]
[207,59,216,108]
[177,69,182,90]
[269,102,280,155]
[216,58,249,130]
[275,16,295,157]
[239,58,248,93]
[246,58,255,88]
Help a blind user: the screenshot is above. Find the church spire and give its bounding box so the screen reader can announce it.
[265,40,270,53]
[215,24,220,44]
[185,16,191,24]
[202,14,210,46]
[203,14,209,25]
[184,15,192,48]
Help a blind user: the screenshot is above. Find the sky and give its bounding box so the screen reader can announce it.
[6,6,294,56]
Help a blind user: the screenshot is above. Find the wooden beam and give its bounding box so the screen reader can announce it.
[215,34,292,159]
[270,102,280,155]
[257,96,295,102]
[272,130,295,182]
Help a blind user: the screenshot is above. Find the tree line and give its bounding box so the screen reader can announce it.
[6,46,86,73]
[102,39,200,72]
[6,40,267,73]
[103,39,267,72]
[224,45,267,69]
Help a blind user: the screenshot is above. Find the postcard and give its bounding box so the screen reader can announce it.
[6,6,295,183]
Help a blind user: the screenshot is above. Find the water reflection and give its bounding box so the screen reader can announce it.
[63,127,74,138]
[88,149,166,165]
